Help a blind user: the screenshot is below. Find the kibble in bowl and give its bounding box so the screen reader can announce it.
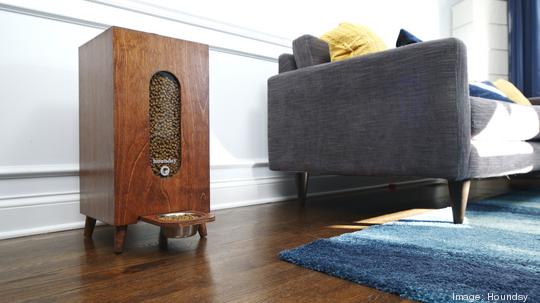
[157,212,200,222]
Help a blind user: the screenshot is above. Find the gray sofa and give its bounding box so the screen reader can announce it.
[267,35,540,224]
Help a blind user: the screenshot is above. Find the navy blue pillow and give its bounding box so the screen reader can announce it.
[396,29,422,47]
[469,82,513,102]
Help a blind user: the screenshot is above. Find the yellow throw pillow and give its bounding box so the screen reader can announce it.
[492,79,532,106]
[320,23,387,62]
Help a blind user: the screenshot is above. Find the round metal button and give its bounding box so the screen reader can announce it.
[160,165,170,177]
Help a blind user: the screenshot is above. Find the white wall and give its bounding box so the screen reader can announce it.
[0,0,452,239]
[452,0,508,81]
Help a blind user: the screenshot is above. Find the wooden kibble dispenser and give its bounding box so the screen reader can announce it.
[79,27,213,253]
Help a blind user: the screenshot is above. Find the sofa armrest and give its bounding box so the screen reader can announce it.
[268,38,470,180]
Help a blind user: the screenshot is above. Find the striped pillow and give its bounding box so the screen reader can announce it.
[469,81,513,103]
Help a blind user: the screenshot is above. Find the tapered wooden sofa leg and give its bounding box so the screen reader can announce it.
[447,179,471,224]
[296,172,309,206]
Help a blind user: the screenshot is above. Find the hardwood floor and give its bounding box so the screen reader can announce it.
[0,179,513,303]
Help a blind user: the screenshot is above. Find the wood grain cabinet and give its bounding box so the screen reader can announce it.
[79,27,212,253]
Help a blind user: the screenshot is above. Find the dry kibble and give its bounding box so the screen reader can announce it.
[149,72,181,177]
[158,214,199,222]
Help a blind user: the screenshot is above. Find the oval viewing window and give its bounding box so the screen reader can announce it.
[149,71,181,177]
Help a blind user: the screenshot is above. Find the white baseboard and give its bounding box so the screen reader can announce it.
[0,199,84,240]
[0,165,442,240]
[0,221,85,240]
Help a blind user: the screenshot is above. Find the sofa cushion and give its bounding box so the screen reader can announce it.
[278,54,297,73]
[471,97,540,141]
[469,140,540,178]
[320,23,386,62]
[292,35,330,68]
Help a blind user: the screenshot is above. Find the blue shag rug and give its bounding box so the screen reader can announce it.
[280,189,540,303]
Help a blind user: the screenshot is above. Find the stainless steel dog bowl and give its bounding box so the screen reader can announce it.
[157,212,201,238]
[160,224,199,238]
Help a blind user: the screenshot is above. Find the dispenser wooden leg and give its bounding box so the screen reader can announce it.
[159,229,168,249]
[114,225,128,254]
[198,223,207,238]
[84,216,97,239]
